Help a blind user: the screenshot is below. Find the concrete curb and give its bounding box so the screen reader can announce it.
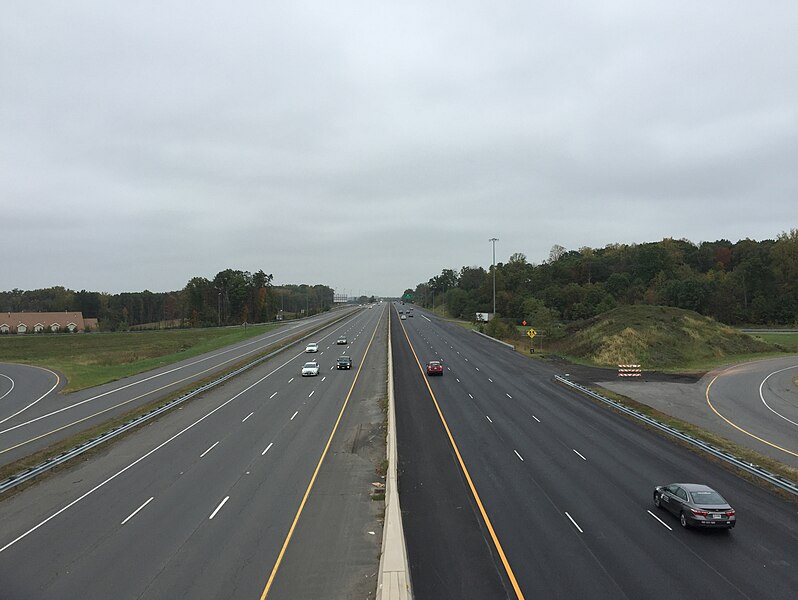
[472,329,515,350]
[377,311,412,599]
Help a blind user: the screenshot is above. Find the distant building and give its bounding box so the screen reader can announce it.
[0,312,97,334]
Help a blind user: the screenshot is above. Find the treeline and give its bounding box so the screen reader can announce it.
[1,269,335,331]
[409,230,798,327]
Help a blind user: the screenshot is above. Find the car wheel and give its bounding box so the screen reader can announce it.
[654,493,661,508]
[680,512,689,528]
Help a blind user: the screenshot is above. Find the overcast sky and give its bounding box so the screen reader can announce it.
[2,2,796,297]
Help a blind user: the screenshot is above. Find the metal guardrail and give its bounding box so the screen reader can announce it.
[554,375,798,497]
[0,311,355,496]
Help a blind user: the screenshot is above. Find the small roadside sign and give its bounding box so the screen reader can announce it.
[526,328,537,339]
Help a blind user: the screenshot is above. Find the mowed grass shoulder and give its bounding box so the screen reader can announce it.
[750,332,798,352]
[0,325,279,392]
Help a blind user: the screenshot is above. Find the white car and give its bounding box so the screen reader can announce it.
[305,342,319,353]
[302,361,320,376]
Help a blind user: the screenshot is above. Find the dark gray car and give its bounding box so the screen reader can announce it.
[653,483,736,529]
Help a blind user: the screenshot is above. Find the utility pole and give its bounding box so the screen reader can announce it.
[489,237,499,316]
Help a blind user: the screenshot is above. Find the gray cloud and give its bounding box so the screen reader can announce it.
[2,1,796,296]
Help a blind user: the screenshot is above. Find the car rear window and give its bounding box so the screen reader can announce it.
[691,490,725,504]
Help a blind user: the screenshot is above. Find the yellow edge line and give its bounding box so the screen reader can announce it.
[259,309,384,599]
[705,374,798,458]
[397,313,525,600]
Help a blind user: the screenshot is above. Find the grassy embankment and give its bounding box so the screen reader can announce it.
[0,324,279,392]
[543,305,787,372]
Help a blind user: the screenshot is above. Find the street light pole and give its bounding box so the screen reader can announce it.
[489,237,499,316]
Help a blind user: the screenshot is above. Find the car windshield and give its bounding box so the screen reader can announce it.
[303,362,316,368]
[429,362,440,367]
[691,490,725,504]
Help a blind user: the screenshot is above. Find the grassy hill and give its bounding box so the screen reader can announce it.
[550,305,777,371]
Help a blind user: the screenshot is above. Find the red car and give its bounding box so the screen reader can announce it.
[426,361,443,376]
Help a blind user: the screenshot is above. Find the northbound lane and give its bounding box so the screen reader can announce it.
[393,306,798,599]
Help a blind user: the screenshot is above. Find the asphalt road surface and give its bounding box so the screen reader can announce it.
[392,306,798,599]
[0,309,356,468]
[601,356,798,469]
[0,363,62,427]
[0,305,387,599]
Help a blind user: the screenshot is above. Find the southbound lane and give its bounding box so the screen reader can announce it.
[0,309,357,467]
[394,306,798,599]
[0,306,385,599]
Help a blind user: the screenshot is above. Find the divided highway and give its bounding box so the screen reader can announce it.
[3,302,797,599]
[392,306,798,599]
[0,306,387,599]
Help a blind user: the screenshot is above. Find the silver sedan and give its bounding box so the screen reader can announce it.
[653,483,736,529]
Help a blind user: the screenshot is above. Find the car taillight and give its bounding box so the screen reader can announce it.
[690,508,709,517]
[726,510,735,517]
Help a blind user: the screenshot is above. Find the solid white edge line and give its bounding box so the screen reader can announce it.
[514,450,524,461]
[0,373,14,402]
[573,449,587,461]
[647,510,673,530]
[759,365,798,428]
[262,442,273,455]
[242,412,254,422]
[290,411,299,420]
[0,368,60,426]
[565,511,583,533]
[200,441,220,458]
[209,496,230,520]
[121,496,154,525]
